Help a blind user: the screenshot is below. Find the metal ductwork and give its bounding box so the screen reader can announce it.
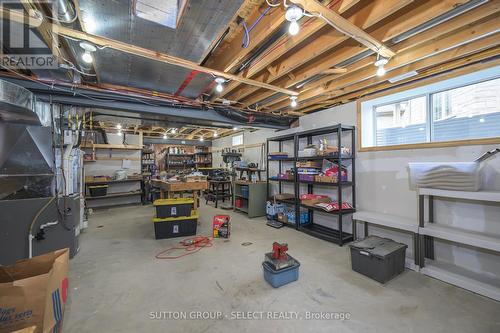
[55,0,78,23]
[1,76,292,129]
[0,79,38,124]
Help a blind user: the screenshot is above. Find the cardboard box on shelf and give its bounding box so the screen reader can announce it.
[300,194,331,206]
[315,175,337,183]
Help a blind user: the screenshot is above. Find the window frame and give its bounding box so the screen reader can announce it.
[359,70,500,152]
[232,134,244,147]
[372,93,429,146]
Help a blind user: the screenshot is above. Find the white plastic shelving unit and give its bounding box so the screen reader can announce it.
[418,188,500,301]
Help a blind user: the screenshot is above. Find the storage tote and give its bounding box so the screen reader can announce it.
[349,236,407,283]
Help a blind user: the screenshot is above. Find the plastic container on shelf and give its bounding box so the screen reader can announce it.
[408,162,482,191]
[88,185,108,197]
[240,185,249,198]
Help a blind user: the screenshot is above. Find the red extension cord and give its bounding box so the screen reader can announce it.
[155,235,214,260]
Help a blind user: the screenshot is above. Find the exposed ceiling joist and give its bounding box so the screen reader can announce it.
[215,0,368,101]
[313,50,500,110]
[228,0,415,105]
[0,8,298,97]
[290,0,396,58]
[266,3,500,111]
[298,42,500,111]
[237,0,478,108]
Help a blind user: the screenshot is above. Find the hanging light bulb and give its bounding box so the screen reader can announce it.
[163,133,168,139]
[213,131,218,138]
[171,128,177,134]
[79,42,97,64]
[81,51,93,64]
[289,20,300,36]
[116,124,122,130]
[290,96,298,108]
[199,136,204,142]
[285,5,304,36]
[374,54,389,77]
[215,77,226,93]
[117,130,122,137]
[376,65,386,77]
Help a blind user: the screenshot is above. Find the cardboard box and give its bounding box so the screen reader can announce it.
[315,175,337,183]
[277,213,288,223]
[301,197,331,206]
[296,161,321,168]
[0,249,69,333]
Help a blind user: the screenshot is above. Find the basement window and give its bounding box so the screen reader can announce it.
[134,0,188,29]
[232,134,243,147]
[360,66,500,150]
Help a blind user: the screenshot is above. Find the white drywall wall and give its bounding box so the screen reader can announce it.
[212,101,500,277]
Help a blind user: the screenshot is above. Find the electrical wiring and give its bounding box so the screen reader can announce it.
[266,0,281,7]
[242,20,250,48]
[155,235,214,259]
[241,6,271,49]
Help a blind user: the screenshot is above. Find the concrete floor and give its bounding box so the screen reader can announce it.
[63,203,500,333]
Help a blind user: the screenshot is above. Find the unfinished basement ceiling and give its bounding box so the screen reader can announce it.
[76,0,244,98]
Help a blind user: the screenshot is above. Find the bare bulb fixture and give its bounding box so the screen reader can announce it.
[117,131,122,137]
[215,77,226,93]
[163,133,168,139]
[374,54,389,77]
[376,66,386,77]
[116,124,122,130]
[199,136,204,142]
[82,51,93,64]
[289,21,300,36]
[285,5,304,36]
[213,131,218,137]
[233,126,238,131]
[290,96,298,108]
[171,128,177,134]
[79,41,97,64]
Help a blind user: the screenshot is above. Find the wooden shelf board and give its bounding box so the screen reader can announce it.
[85,191,142,200]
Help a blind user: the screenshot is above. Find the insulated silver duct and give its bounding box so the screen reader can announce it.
[55,0,78,24]
[0,79,37,124]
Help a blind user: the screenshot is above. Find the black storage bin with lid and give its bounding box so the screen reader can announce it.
[88,185,108,197]
[154,198,194,218]
[349,236,407,283]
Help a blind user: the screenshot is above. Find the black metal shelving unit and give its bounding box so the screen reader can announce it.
[266,124,356,245]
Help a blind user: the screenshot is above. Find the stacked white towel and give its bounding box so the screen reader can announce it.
[409,162,481,191]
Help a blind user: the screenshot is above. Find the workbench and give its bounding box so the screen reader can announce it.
[151,180,208,209]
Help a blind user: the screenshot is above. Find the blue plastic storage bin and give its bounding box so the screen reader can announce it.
[262,258,300,288]
[240,185,249,198]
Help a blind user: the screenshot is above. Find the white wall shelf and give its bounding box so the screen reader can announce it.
[420,223,500,253]
[421,260,500,302]
[418,187,500,302]
[418,188,500,202]
[353,211,418,233]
